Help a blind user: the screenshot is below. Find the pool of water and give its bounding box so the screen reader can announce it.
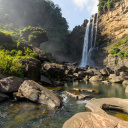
[0,81,128,128]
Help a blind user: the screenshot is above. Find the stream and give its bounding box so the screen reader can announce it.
[0,81,128,128]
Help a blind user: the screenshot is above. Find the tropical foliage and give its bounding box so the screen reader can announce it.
[0,47,37,77]
[98,0,121,13]
[0,0,69,55]
[109,35,128,58]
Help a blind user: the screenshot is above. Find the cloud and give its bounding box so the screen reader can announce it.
[73,0,89,9]
[72,0,98,14]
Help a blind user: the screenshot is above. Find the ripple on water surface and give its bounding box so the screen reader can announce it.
[0,81,128,128]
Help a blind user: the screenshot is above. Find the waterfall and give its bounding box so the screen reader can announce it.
[80,13,98,67]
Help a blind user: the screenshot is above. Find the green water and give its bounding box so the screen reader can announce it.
[0,81,128,128]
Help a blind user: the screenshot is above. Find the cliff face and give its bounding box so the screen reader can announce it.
[97,0,128,44]
[94,0,128,69]
[67,20,88,62]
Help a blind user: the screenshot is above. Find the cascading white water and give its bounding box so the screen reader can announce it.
[80,13,98,67]
[80,20,90,67]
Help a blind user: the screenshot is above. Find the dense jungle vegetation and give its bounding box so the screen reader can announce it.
[0,0,69,55]
[0,0,69,77]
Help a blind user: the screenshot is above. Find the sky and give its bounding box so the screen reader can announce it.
[51,0,99,30]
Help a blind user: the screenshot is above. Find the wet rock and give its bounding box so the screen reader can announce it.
[100,67,112,76]
[42,62,65,80]
[70,87,99,94]
[73,73,83,80]
[0,74,6,79]
[33,47,50,63]
[89,75,103,82]
[102,81,111,85]
[120,72,127,77]
[116,66,128,73]
[86,98,128,113]
[85,69,94,76]
[0,77,23,93]
[66,65,79,75]
[0,93,9,102]
[20,58,41,81]
[40,75,52,85]
[108,74,116,79]
[63,112,128,128]
[16,80,61,109]
[65,90,90,100]
[72,62,78,66]
[110,76,124,83]
[83,75,90,81]
[122,80,128,86]
[125,86,128,93]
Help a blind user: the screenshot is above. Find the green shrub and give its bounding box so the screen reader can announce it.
[0,48,37,77]
[98,0,117,13]
[118,51,124,58]
[110,47,120,54]
[17,50,23,56]
[124,51,128,58]
[0,50,23,77]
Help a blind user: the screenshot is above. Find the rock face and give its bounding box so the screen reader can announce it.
[20,58,41,81]
[67,20,88,61]
[0,93,9,102]
[42,62,65,80]
[93,0,128,69]
[16,80,61,109]
[97,1,128,45]
[0,77,23,93]
[33,47,50,63]
[63,112,128,128]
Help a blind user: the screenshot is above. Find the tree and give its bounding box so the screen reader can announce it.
[20,26,48,47]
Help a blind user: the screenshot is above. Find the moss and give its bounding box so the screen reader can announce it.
[20,26,48,47]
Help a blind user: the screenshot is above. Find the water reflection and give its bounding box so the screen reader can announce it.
[0,81,128,128]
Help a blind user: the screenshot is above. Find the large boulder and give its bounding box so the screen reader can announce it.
[16,80,61,109]
[63,112,128,128]
[86,98,128,113]
[65,90,90,100]
[33,47,50,63]
[109,76,124,83]
[0,74,6,79]
[0,77,23,93]
[40,75,52,85]
[89,75,103,81]
[122,80,128,86]
[0,93,9,102]
[20,58,41,81]
[42,62,65,80]
[100,67,113,76]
